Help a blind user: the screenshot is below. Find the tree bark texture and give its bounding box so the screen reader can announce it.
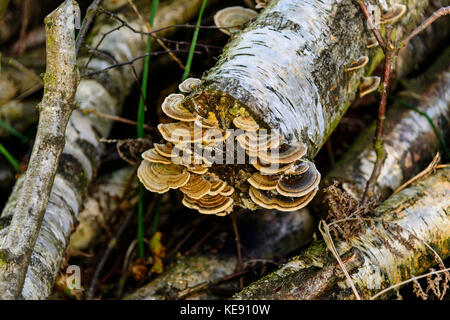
[315,46,450,208]
[0,0,215,299]
[180,0,450,209]
[234,167,450,300]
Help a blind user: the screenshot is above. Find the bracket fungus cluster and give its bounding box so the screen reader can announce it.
[214,6,258,36]
[137,0,412,217]
[138,76,321,216]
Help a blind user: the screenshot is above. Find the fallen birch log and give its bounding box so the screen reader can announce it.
[316,45,450,206]
[68,166,136,251]
[0,0,216,299]
[125,208,315,300]
[234,167,450,300]
[138,0,450,216]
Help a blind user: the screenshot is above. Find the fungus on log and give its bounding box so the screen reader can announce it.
[139,0,450,215]
[319,46,450,204]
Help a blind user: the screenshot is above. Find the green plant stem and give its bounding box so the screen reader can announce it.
[137,0,159,259]
[388,95,450,160]
[0,142,20,172]
[0,119,29,144]
[182,0,207,81]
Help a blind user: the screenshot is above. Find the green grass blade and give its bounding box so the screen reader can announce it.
[182,0,207,81]
[0,119,29,144]
[0,142,20,172]
[137,0,159,259]
[388,95,450,160]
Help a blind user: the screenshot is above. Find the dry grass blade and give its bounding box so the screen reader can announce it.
[318,220,361,300]
[391,153,441,197]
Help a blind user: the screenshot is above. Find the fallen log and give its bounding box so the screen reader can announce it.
[138,0,450,215]
[234,167,450,300]
[0,0,217,299]
[68,166,136,251]
[315,45,450,208]
[125,208,315,300]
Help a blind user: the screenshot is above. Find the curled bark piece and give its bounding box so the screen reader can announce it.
[0,0,216,300]
[234,167,450,300]
[321,47,450,203]
[125,208,315,300]
[150,0,450,212]
[0,0,79,300]
[68,166,136,251]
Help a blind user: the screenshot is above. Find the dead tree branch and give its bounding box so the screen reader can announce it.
[0,0,79,299]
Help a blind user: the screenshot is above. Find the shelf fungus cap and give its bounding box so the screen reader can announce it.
[220,185,235,197]
[345,56,369,72]
[257,143,307,164]
[158,122,203,144]
[214,6,258,35]
[182,194,234,215]
[142,148,172,165]
[236,132,281,153]
[359,76,381,97]
[252,158,294,175]
[162,94,196,122]
[153,143,173,158]
[248,172,280,190]
[207,177,227,196]
[138,161,190,193]
[180,175,211,199]
[249,186,318,212]
[179,78,201,93]
[380,4,407,24]
[233,115,259,132]
[367,37,378,48]
[276,162,321,197]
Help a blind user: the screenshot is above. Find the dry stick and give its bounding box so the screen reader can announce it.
[87,206,136,299]
[362,41,392,203]
[401,6,450,49]
[0,0,79,299]
[231,213,244,290]
[127,0,185,70]
[359,2,450,203]
[81,108,153,131]
[391,153,441,197]
[76,0,103,55]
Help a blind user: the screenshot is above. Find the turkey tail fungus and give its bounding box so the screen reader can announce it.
[139,0,450,215]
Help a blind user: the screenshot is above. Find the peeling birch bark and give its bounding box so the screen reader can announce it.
[68,166,136,251]
[319,46,450,204]
[234,167,450,300]
[125,208,315,300]
[175,0,450,210]
[0,0,216,299]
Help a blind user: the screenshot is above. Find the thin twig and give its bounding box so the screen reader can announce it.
[400,6,450,49]
[127,0,185,70]
[370,267,450,300]
[80,108,153,131]
[76,0,103,55]
[391,153,441,196]
[231,213,244,290]
[87,207,136,299]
